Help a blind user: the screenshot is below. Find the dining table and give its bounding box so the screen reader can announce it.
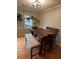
[32,28,55,55]
[32,28,54,39]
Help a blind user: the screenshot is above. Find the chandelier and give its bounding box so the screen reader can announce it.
[32,0,41,8]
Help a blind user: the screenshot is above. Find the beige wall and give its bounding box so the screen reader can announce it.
[39,6,61,46]
[39,6,61,30]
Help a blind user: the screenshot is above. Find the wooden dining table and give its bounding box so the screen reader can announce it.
[32,28,55,55]
[33,28,53,39]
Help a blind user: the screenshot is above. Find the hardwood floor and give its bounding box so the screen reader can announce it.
[17,36,61,59]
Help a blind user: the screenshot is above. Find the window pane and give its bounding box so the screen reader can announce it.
[23,15,32,29]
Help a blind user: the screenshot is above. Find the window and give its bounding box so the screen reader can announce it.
[23,15,32,29]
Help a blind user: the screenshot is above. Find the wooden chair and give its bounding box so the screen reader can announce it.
[46,27,59,45]
[48,33,57,46]
[40,36,53,56]
[25,33,41,59]
[32,26,38,29]
[47,34,54,50]
[46,26,50,31]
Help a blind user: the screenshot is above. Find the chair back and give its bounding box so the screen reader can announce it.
[41,36,51,49]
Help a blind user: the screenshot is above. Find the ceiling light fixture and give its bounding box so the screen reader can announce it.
[32,0,41,8]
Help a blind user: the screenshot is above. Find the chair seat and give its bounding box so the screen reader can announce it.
[25,33,40,48]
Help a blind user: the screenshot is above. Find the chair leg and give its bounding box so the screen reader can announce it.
[44,49,46,56]
[31,49,32,59]
[53,38,56,45]
[48,39,53,51]
[49,44,52,51]
[39,45,42,55]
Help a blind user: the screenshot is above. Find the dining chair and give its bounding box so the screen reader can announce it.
[40,36,52,56]
[47,34,54,50]
[31,30,38,37]
[25,33,41,59]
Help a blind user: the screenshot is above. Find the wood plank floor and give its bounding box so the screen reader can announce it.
[17,36,61,59]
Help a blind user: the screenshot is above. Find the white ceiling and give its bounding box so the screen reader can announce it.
[17,0,61,13]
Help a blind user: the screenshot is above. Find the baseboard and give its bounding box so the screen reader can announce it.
[56,41,61,47]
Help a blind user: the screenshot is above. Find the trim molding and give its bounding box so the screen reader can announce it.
[56,41,61,47]
[41,4,61,13]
